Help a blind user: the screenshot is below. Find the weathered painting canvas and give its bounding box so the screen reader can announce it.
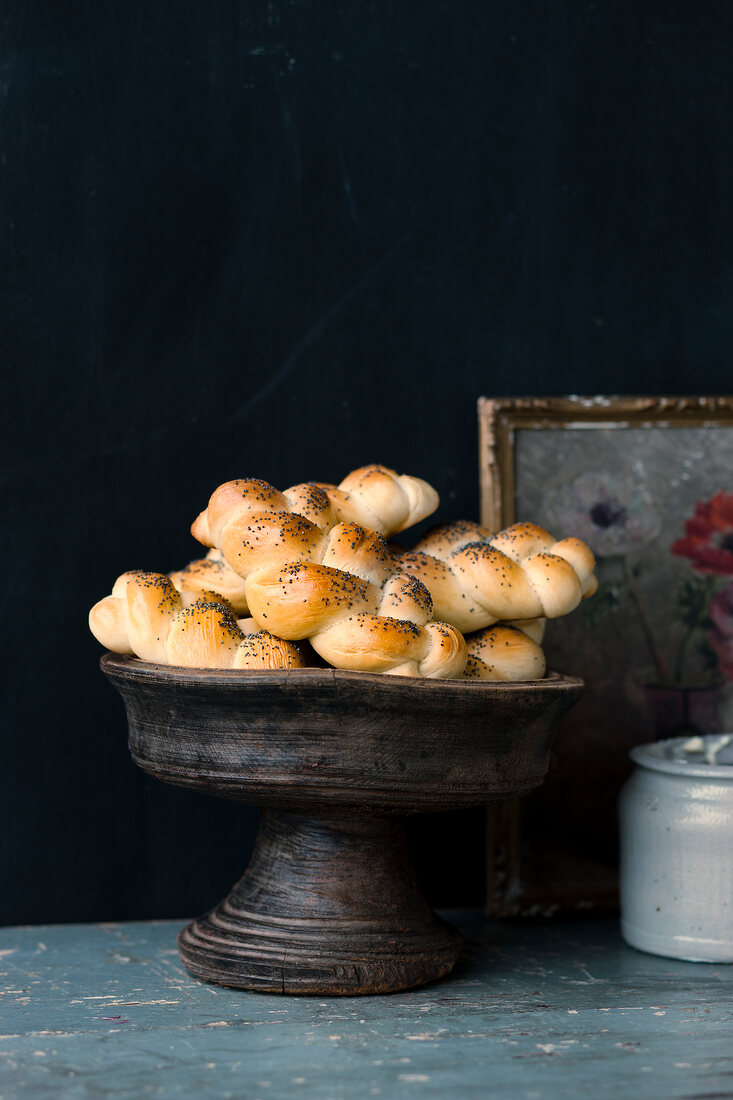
[479,398,733,915]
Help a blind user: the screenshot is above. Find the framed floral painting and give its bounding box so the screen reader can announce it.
[478,395,733,917]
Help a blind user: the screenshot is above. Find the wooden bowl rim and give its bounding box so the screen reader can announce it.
[100,652,583,694]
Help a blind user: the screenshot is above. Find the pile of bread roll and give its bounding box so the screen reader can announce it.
[89,465,597,681]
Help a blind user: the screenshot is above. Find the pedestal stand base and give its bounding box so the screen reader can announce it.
[178,810,461,994]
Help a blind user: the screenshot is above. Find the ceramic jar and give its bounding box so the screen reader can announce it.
[619,735,733,962]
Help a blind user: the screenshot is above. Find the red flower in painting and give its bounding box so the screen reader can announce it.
[671,492,733,575]
[710,583,733,681]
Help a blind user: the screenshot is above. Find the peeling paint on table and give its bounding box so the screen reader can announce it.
[1,913,732,1098]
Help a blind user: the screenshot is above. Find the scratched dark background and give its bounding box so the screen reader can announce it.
[3,1,733,924]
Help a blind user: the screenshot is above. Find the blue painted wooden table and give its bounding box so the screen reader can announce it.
[1,912,731,1098]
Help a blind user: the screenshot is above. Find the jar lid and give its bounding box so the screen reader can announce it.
[631,734,733,779]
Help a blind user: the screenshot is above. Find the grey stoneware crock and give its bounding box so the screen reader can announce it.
[619,734,733,963]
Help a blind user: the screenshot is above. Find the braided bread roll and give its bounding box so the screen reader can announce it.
[176,465,436,616]
[200,503,466,677]
[416,520,597,592]
[504,617,546,644]
[315,465,440,536]
[415,519,493,557]
[169,549,249,616]
[463,625,546,681]
[245,561,467,678]
[397,521,597,633]
[191,464,439,549]
[220,512,393,587]
[89,572,304,670]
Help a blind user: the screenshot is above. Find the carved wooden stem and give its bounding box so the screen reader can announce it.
[178,810,461,995]
[101,656,582,995]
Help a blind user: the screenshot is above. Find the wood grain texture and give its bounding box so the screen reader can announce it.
[101,657,581,992]
[101,657,582,813]
[478,396,733,531]
[478,395,733,920]
[4,914,733,1098]
[178,811,461,994]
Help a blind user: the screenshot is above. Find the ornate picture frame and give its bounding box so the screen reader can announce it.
[478,395,733,916]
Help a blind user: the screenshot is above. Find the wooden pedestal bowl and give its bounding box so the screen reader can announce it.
[101,654,582,995]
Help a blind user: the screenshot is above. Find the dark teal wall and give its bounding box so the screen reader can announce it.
[3,1,732,923]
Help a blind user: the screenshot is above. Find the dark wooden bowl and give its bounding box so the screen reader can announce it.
[102,654,582,995]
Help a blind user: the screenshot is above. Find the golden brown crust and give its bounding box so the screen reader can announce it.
[123,572,183,663]
[311,613,466,678]
[401,521,597,630]
[321,521,394,586]
[89,571,183,664]
[244,560,465,677]
[192,465,440,553]
[245,561,379,640]
[182,467,444,675]
[378,571,433,626]
[192,478,290,547]
[89,573,304,671]
[322,465,439,535]
[489,521,557,562]
[419,621,469,678]
[282,483,337,530]
[450,543,544,620]
[397,550,486,633]
[169,549,250,615]
[464,624,546,681]
[220,513,396,590]
[88,595,134,655]
[221,511,326,580]
[463,654,488,679]
[504,617,546,644]
[311,613,428,674]
[93,551,458,677]
[231,631,305,670]
[91,474,593,679]
[520,552,583,618]
[166,600,244,668]
[236,616,260,634]
[416,520,493,561]
[550,537,599,598]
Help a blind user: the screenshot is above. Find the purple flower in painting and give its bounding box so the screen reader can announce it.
[710,582,733,682]
[545,471,662,557]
